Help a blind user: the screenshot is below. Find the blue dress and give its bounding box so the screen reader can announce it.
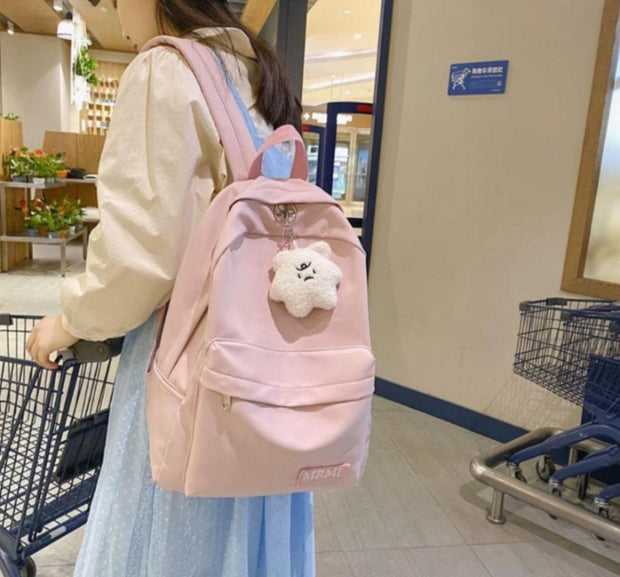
[73,78,315,577]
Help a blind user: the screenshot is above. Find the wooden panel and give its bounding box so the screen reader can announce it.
[46,183,98,208]
[4,187,30,266]
[0,120,22,163]
[41,134,99,206]
[70,0,132,52]
[0,120,28,268]
[0,0,60,36]
[42,183,97,210]
[77,134,106,175]
[0,120,23,180]
[6,189,26,235]
[41,131,103,207]
[43,131,78,168]
[97,61,128,82]
[241,0,279,33]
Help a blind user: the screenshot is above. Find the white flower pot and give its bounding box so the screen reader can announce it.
[32,177,45,186]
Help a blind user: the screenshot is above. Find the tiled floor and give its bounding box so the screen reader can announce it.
[1,249,620,576]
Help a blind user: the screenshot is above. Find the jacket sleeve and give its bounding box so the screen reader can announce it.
[60,46,228,341]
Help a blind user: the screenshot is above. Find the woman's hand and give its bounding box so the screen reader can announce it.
[26,316,79,370]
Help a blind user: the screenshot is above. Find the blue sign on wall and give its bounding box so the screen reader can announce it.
[448,60,509,96]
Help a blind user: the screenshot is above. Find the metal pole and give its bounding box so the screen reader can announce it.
[487,490,506,524]
[275,0,308,102]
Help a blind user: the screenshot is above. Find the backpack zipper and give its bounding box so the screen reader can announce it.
[221,394,232,411]
[274,204,297,250]
[274,204,297,221]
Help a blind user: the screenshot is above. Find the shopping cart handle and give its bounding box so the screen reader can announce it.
[68,338,125,363]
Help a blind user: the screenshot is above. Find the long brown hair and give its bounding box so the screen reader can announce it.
[155,0,302,132]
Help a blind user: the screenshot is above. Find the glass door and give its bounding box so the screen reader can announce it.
[301,125,324,185]
[317,103,373,225]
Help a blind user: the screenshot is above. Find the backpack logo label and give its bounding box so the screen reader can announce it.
[296,463,351,485]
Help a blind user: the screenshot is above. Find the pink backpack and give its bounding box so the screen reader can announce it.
[143,36,375,497]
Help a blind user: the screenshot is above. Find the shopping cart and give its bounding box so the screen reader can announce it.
[470,297,620,542]
[508,298,620,513]
[0,314,122,577]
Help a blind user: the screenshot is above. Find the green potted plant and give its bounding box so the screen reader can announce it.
[37,201,49,236]
[24,151,67,183]
[30,150,49,185]
[62,197,84,234]
[44,153,61,183]
[16,197,45,236]
[15,198,34,235]
[51,153,68,179]
[42,201,62,239]
[4,147,33,182]
[74,46,99,86]
[56,200,70,238]
[26,211,44,237]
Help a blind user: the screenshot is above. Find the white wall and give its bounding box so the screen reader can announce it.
[60,39,80,135]
[0,32,74,149]
[370,0,606,430]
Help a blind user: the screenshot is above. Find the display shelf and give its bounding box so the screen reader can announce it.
[0,181,66,190]
[0,229,87,277]
[0,180,89,277]
[59,178,97,184]
[81,72,122,136]
[1,230,85,244]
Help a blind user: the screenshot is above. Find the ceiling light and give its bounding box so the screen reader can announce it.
[354,33,363,40]
[7,21,14,35]
[344,9,352,14]
[57,12,73,40]
[53,0,64,12]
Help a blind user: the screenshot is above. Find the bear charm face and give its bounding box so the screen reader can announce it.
[296,261,316,282]
[269,241,343,318]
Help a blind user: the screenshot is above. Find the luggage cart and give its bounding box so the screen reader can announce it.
[470,298,620,543]
[0,314,122,577]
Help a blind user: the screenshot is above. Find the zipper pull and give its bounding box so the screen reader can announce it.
[221,395,232,411]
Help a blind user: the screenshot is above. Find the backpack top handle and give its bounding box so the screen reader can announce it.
[248,125,308,181]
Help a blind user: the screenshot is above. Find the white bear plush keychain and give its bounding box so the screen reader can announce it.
[269,241,343,318]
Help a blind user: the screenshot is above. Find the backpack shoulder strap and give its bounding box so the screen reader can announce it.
[142,35,256,182]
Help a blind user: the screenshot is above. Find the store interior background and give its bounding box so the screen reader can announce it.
[0,0,619,438]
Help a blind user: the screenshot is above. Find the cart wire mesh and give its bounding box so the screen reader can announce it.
[585,356,620,424]
[513,298,620,408]
[0,315,116,560]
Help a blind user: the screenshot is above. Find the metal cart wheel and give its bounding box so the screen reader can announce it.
[535,455,556,483]
[514,470,527,483]
[548,485,562,519]
[507,464,527,483]
[19,559,35,577]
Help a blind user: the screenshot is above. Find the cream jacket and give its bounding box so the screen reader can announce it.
[61,29,271,341]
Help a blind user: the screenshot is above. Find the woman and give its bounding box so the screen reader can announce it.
[26,1,315,576]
